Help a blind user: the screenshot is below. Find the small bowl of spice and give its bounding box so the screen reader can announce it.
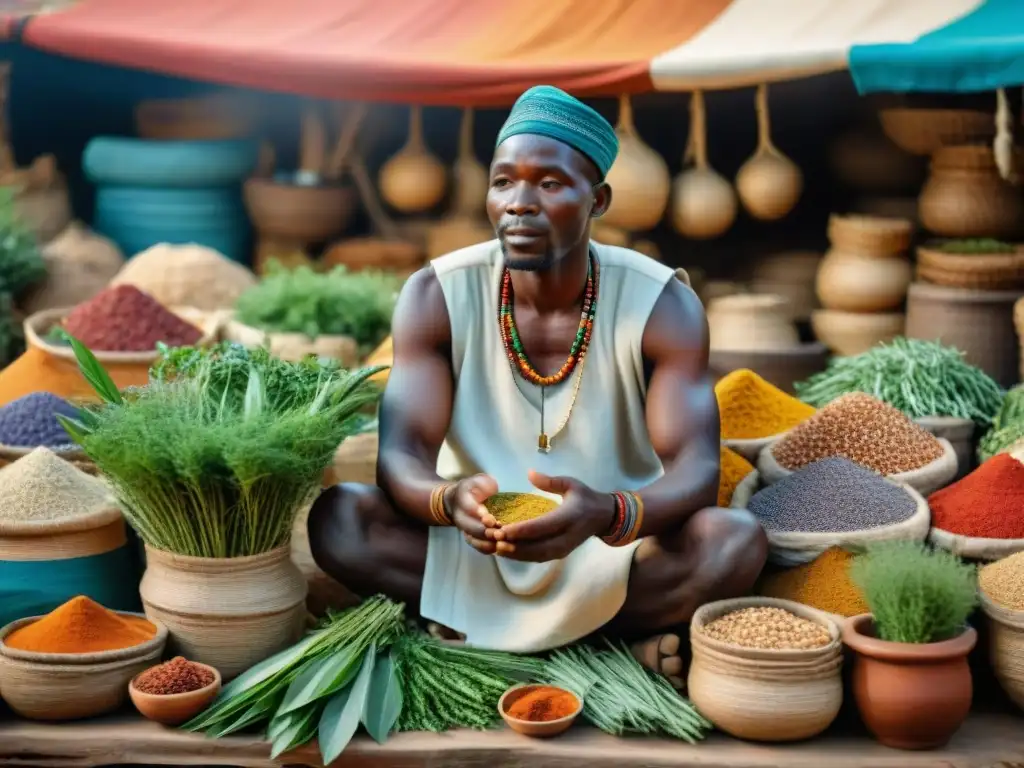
[129,656,221,726]
[499,683,582,738]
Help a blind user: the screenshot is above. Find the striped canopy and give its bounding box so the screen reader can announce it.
[6,0,1023,104]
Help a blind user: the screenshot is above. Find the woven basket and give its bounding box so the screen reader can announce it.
[826,214,914,258]
[916,245,1024,291]
[139,545,307,680]
[0,505,125,561]
[979,592,1024,711]
[220,317,358,367]
[878,107,995,156]
[1016,297,1024,383]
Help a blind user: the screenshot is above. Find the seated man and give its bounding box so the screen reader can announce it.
[309,85,766,677]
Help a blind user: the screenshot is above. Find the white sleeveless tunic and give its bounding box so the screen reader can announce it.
[421,239,676,652]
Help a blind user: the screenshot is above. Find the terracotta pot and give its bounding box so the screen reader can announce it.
[843,615,976,750]
[918,146,1024,240]
[707,294,799,352]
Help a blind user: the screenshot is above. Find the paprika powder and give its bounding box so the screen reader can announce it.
[4,595,156,654]
[930,454,1024,538]
[507,686,579,722]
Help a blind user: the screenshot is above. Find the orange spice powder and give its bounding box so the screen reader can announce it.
[4,595,156,654]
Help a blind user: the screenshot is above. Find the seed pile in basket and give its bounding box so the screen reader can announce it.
[749,457,916,533]
[930,454,1024,539]
[0,446,112,522]
[772,393,944,474]
[979,553,1024,610]
[700,606,831,650]
[0,392,80,449]
[62,284,203,352]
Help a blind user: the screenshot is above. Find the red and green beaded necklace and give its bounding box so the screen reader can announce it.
[498,251,599,451]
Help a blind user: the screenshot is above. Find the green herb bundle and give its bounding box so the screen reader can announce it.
[545,643,711,743]
[58,337,382,557]
[978,385,1024,462]
[394,631,545,732]
[0,186,46,366]
[186,596,405,761]
[850,541,977,644]
[235,261,400,354]
[795,337,1003,426]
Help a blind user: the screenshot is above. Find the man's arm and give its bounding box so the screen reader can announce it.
[375,266,456,524]
[634,278,720,537]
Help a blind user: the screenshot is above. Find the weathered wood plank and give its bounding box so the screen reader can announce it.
[1,713,1024,768]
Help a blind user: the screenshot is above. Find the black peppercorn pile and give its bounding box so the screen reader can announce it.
[749,457,916,533]
[63,284,203,352]
[0,392,80,449]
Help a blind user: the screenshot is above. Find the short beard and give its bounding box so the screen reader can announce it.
[500,243,556,272]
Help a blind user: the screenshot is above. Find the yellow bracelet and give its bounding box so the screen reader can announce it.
[429,483,453,526]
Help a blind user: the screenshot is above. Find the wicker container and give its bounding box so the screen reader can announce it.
[707,294,799,352]
[322,237,425,277]
[811,310,904,357]
[688,597,843,742]
[916,244,1024,291]
[878,107,996,156]
[139,546,307,680]
[826,214,914,258]
[979,592,1024,711]
[708,344,828,396]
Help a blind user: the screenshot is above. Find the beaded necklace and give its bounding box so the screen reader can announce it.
[498,252,599,452]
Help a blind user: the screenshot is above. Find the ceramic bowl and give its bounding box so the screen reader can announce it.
[498,683,582,738]
[129,661,222,726]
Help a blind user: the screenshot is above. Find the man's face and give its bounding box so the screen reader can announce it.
[486,134,604,272]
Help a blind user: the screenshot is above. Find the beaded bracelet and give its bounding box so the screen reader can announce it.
[429,482,454,526]
[603,491,644,546]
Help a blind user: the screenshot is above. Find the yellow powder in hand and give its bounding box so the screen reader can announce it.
[716,369,816,440]
[719,446,754,506]
[486,493,558,524]
[758,548,870,617]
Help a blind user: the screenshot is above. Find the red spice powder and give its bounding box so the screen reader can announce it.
[507,686,578,722]
[62,285,203,352]
[134,656,214,695]
[930,454,1024,538]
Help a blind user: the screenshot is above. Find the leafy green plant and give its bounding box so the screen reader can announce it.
[850,541,978,644]
[936,238,1016,255]
[0,186,46,366]
[235,262,400,354]
[978,385,1024,461]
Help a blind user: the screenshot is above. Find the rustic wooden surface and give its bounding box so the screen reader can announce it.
[1,713,1024,768]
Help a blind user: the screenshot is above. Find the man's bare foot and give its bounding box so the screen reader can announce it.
[631,634,685,689]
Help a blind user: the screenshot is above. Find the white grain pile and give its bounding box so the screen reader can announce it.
[0,447,113,522]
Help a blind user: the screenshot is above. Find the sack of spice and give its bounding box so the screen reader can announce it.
[737,457,930,566]
[928,453,1024,561]
[760,393,958,496]
[719,446,755,507]
[716,369,816,461]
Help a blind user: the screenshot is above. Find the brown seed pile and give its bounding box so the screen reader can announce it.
[700,606,832,650]
[772,393,944,474]
[979,553,1024,610]
[485,492,558,524]
[0,447,113,522]
[134,656,215,695]
[62,284,203,352]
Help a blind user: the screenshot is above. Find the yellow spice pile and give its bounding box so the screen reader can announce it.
[701,606,831,650]
[485,493,558,525]
[716,369,816,440]
[719,446,754,506]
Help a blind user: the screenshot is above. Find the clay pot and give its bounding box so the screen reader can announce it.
[843,615,976,750]
[811,309,904,356]
[749,252,821,322]
[706,294,799,352]
[918,146,1024,240]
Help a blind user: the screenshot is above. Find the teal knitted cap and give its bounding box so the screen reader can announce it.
[495,85,619,178]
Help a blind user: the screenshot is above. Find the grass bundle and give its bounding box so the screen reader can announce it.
[58,336,383,558]
[978,385,1024,462]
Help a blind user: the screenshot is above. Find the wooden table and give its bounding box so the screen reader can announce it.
[2,712,1024,768]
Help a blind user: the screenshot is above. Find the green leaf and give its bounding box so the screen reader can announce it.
[362,649,403,744]
[64,334,123,404]
[277,646,362,716]
[318,644,377,764]
[269,702,321,759]
[55,414,91,445]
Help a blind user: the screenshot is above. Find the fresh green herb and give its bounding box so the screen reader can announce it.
[978,385,1024,461]
[0,186,46,366]
[850,541,977,644]
[935,238,1016,255]
[796,337,1003,426]
[235,261,400,355]
[544,642,710,742]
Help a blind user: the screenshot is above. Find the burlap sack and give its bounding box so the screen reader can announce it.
[723,433,789,464]
[221,317,358,366]
[729,469,760,508]
[732,473,931,567]
[929,527,1024,562]
[758,437,958,497]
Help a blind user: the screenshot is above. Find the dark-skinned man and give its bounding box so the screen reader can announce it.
[309,85,767,678]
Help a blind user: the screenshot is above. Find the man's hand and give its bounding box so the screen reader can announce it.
[491,470,616,562]
[447,474,500,555]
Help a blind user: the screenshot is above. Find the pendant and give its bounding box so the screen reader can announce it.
[537,433,551,454]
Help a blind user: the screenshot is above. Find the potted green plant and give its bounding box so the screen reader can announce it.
[844,541,978,750]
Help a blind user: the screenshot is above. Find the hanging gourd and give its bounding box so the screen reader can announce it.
[735,84,803,221]
[602,95,671,232]
[379,106,447,214]
[671,91,737,239]
[451,108,489,218]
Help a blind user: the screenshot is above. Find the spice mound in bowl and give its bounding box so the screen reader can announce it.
[0,392,81,450]
[2,595,157,655]
[700,606,831,651]
[485,493,558,525]
[130,656,221,726]
[61,284,203,352]
[499,684,582,737]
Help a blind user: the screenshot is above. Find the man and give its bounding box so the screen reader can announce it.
[309,85,766,677]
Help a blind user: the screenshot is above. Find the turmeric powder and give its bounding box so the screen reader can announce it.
[716,369,815,440]
[757,548,869,617]
[485,493,558,524]
[719,446,754,506]
[4,595,156,654]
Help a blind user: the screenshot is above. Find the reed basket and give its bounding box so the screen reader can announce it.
[979,591,1024,711]
[139,545,307,680]
[688,597,843,742]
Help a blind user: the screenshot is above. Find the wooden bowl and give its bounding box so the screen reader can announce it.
[129,661,221,726]
[498,684,582,738]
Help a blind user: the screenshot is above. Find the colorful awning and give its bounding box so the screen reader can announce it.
[9,0,1024,104]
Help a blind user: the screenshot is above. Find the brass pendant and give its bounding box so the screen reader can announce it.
[537,433,551,454]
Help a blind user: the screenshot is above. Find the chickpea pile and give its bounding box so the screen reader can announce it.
[701,607,831,650]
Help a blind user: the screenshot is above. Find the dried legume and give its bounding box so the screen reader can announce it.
[0,392,80,449]
[134,656,215,695]
[62,285,203,352]
[700,606,831,650]
[485,492,558,524]
[979,553,1024,610]
[749,457,916,533]
[773,393,944,474]
[0,446,113,522]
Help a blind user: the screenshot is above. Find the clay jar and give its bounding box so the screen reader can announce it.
[918,145,1024,240]
[706,294,799,352]
[843,615,976,750]
[816,214,913,313]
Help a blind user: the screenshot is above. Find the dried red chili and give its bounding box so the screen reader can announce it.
[62,285,203,352]
[930,454,1024,538]
[134,656,214,695]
